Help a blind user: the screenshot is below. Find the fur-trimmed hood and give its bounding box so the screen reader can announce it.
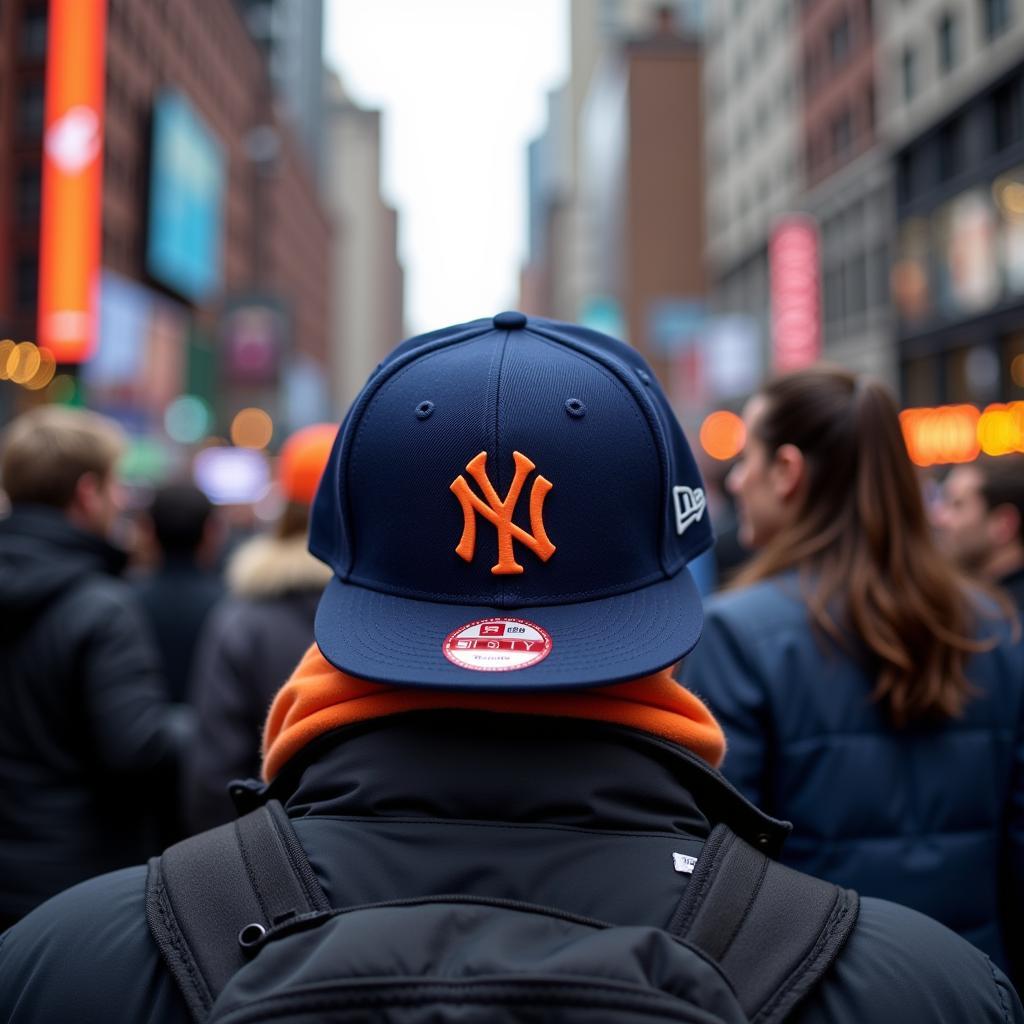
[226,534,332,599]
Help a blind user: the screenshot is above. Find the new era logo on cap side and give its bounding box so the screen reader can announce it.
[673,486,706,536]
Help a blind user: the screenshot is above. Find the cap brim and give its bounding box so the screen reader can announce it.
[313,569,703,690]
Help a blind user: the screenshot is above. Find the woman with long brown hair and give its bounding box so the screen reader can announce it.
[681,366,1024,982]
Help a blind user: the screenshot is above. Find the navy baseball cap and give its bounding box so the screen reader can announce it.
[309,312,712,690]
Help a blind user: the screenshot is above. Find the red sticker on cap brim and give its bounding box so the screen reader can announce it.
[443,617,552,672]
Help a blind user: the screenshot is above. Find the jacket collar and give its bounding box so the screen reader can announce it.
[0,503,127,574]
[261,711,789,856]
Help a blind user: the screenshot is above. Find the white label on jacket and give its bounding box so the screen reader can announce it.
[673,852,697,874]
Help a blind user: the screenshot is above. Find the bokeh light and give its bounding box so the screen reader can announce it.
[23,349,56,390]
[8,343,41,385]
[1012,354,1024,388]
[230,407,274,449]
[699,410,746,461]
[0,340,14,379]
[165,395,212,445]
[900,405,981,467]
[977,403,1024,456]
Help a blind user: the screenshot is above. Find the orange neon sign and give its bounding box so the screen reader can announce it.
[37,0,107,364]
[900,402,1024,466]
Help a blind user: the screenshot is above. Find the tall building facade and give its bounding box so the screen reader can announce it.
[798,0,893,381]
[704,0,802,339]
[236,0,325,181]
[0,0,48,344]
[522,0,704,331]
[0,0,333,445]
[322,72,405,412]
[881,0,1024,405]
[580,13,706,388]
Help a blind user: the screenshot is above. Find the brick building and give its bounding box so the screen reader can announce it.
[0,0,332,437]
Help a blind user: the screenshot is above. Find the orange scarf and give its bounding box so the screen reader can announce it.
[263,644,726,781]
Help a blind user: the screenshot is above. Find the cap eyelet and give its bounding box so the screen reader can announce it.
[637,370,652,386]
[415,401,435,420]
[238,922,267,948]
[565,398,586,419]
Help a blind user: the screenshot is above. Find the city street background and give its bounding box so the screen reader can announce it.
[1,0,1023,501]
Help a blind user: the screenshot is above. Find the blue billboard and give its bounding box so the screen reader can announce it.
[147,91,225,302]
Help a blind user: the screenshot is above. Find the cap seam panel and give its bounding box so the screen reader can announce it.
[526,325,672,577]
[493,330,511,607]
[336,324,494,577]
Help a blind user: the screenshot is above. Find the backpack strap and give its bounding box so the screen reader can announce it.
[145,799,330,1022]
[668,823,859,1024]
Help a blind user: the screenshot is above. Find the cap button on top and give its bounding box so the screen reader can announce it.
[493,310,528,330]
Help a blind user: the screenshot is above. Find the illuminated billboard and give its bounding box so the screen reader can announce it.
[37,0,107,364]
[83,270,187,426]
[147,91,225,302]
[894,165,1024,327]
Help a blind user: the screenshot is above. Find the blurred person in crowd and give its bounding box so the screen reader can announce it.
[680,367,1024,984]
[0,406,192,931]
[936,453,1024,611]
[135,483,225,703]
[2,319,1019,1024]
[183,424,334,833]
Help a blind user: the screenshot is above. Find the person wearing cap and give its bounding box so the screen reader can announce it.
[0,316,1020,1023]
[183,424,334,833]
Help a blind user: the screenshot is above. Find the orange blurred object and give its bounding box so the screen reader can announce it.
[278,424,337,505]
[37,0,107,363]
[699,410,746,461]
[900,405,981,467]
[230,407,274,449]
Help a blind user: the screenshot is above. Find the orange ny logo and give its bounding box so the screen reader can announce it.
[450,451,556,575]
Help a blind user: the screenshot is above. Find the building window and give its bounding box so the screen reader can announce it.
[829,13,851,66]
[982,0,1012,40]
[994,75,1024,151]
[20,7,47,59]
[901,47,918,102]
[16,79,44,137]
[831,108,853,160]
[14,253,38,314]
[15,165,41,225]
[937,12,959,73]
[938,116,966,180]
[845,253,868,316]
[824,266,844,326]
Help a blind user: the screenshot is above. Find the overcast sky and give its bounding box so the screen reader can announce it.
[324,0,569,337]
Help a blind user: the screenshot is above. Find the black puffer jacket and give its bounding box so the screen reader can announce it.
[184,533,329,832]
[0,713,1020,1023]
[0,505,191,925]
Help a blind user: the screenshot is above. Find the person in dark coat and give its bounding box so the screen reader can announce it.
[183,425,334,833]
[680,367,1024,986]
[936,453,1024,612]
[0,407,192,931]
[1,319,1019,1024]
[134,483,224,703]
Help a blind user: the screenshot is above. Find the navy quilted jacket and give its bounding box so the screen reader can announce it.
[680,573,1024,983]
